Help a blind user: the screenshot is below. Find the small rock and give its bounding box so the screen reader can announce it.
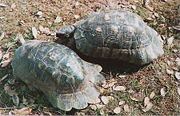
[11,3,16,9]
[0,3,7,7]
[74,15,80,19]
[0,32,5,40]
[32,27,38,38]
[166,36,174,47]
[175,72,180,80]
[166,69,174,75]
[160,87,166,97]
[123,104,131,112]
[54,16,63,23]
[177,87,180,96]
[118,100,125,106]
[113,86,126,91]
[113,107,122,114]
[149,91,155,99]
[35,11,43,17]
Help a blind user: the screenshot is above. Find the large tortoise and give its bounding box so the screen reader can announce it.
[11,40,105,111]
[56,10,164,65]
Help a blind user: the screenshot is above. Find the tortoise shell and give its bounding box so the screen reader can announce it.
[56,10,164,65]
[12,40,105,111]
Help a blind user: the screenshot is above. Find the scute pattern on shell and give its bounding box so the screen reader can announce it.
[12,40,105,111]
[73,10,164,65]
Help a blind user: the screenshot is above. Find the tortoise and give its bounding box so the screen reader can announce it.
[11,40,105,111]
[56,10,164,65]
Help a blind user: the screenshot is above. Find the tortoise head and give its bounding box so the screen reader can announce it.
[56,25,76,49]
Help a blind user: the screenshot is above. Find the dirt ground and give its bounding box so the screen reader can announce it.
[0,0,180,115]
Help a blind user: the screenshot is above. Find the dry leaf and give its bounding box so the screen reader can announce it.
[11,3,16,9]
[0,3,7,7]
[177,87,180,96]
[175,72,180,80]
[4,84,17,96]
[175,57,180,66]
[39,25,51,35]
[54,16,63,23]
[142,97,153,112]
[166,36,174,47]
[12,107,32,115]
[35,11,43,17]
[0,32,5,40]
[1,59,11,67]
[0,50,2,60]
[32,27,38,38]
[101,96,114,105]
[113,107,122,114]
[89,105,97,110]
[123,104,130,112]
[130,96,139,101]
[166,69,174,75]
[101,96,109,104]
[96,104,105,109]
[118,100,125,106]
[160,87,166,97]
[144,97,150,106]
[142,102,153,112]
[149,91,155,99]
[74,14,80,19]
[16,33,25,44]
[113,86,126,91]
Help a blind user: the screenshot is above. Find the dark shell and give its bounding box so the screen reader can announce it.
[12,40,105,111]
[72,10,164,65]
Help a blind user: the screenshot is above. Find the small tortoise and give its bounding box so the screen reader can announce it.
[12,40,105,111]
[56,10,164,65]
